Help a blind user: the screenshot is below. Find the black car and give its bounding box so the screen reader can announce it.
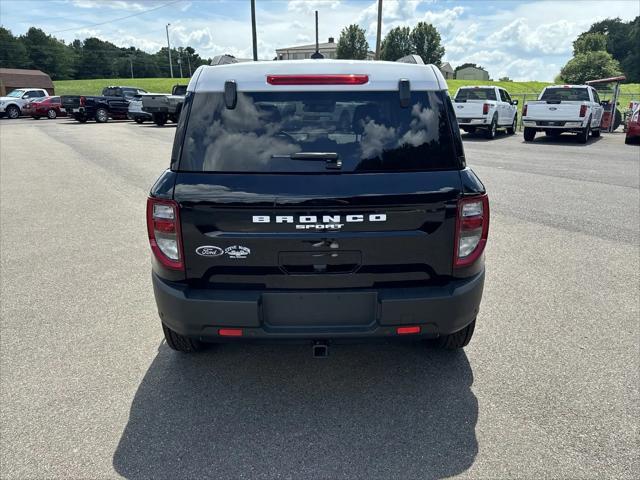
[62,86,147,123]
[147,60,489,355]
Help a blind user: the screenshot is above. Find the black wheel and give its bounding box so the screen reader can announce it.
[6,105,20,119]
[523,127,536,142]
[47,109,57,119]
[162,323,204,353]
[95,107,109,123]
[134,117,144,124]
[76,115,88,123]
[591,128,601,138]
[462,126,476,134]
[506,114,517,135]
[485,116,497,139]
[32,116,40,120]
[436,319,476,349]
[545,130,561,137]
[578,118,591,144]
[612,109,622,131]
[153,112,168,126]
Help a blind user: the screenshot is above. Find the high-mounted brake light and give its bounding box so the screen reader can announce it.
[454,195,490,268]
[579,105,587,117]
[482,103,490,115]
[266,74,369,85]
[146,197,184,270]
[523,104,528,116]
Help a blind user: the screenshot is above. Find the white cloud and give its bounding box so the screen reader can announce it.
[71,0,146,11]
[288,0,341,13]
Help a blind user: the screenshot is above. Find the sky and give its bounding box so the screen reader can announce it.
[1,0,638,81]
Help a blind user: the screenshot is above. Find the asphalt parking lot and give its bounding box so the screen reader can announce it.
[1,117,638,479]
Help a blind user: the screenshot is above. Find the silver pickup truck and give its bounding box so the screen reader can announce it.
[522,85,604,143]
[141,84,187,126]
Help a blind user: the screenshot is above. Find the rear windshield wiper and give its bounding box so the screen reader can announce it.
[271,152,342,169]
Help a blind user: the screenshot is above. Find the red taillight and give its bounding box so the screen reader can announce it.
[219,328,243,337]
[482,103,490,115]
[396,326,421,335]
[79,96,86,107]
[523,104,528,116]
[146,197,184,270]
[266,74,369,85]
[579,105,587,117]
[454,195,490,268]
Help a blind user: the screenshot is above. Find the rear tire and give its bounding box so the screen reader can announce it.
[47,109,57,119]
[32,116,41,120]
[523,127,536,142]
[485,116,497,139]
[436,319,476,349]
[578,118,591,144]
[134,117,144,124]
[591,128,601,138]
[153,112,168,126]
[95,107,109,123]
[162,323,204,353]
[506,115,517,135]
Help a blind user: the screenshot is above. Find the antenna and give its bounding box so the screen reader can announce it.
[311,10,324,59]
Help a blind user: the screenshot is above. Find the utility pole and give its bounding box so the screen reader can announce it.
[129,57,134,79]
[250,0,258,61]
[178,47,184,78]
[165,23,174,78]
[186,52,192,77]
[375,0,383,60]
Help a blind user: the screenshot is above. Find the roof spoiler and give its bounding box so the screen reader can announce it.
[396,55,424,65]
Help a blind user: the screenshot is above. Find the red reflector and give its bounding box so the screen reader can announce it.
[482,103,490,115]
[219,328,243,337]
[153,219,175,233]
[579,105,587,117]
[267,74,369,85]
[397,326,421,335]
[462,216,483,230]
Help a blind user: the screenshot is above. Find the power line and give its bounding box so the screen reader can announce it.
[48,0,184,34]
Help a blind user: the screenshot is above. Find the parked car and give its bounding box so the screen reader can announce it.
[147,60,489,354]
[61,86,147,123]
[625,106,640,145]
[141,84,187,126]
[127,94,153,123]
[23,96,67,119]
[453,86,518,139]
[0,88,49,119]
[522,85,604,143]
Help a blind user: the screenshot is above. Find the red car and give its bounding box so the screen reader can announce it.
[24,96,67,120]
[626,107,640,145]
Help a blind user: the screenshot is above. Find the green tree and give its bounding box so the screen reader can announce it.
[336,24,369,60]
[0,27,29,68]
[573,32,607,55]
[20,28,75,79]
[557,50,622,84]
[410,22,445,65]
[380,26,412,61]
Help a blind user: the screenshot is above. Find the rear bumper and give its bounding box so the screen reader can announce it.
[457,117,489,126]
[152,270,485,341]
[522,119,586,130]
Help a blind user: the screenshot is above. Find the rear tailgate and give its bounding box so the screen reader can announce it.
[176,172,461,290]
[142,94,170,113]
[526,101,583,121]
[61,96,81,110]
[453,101,485,120]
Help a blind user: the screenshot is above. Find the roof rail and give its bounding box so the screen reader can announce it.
[396,55,424,65]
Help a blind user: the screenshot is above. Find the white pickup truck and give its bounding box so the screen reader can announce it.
[453,86,518,139]
[522,85,604,143]
[0,88,49,119]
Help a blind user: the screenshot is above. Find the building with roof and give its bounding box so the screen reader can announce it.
[0,68,54,96]
[455,66,490,81]
[276,37,375,61]
[439,62,454,79]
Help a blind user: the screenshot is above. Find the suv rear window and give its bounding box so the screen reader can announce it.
[540,88,590,102]
[178,90,459,173]
[455,88,496,102]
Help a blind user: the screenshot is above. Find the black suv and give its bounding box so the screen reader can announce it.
[147,61,489,355]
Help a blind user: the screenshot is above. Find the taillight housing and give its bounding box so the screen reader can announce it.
[482,103,490,115]
[579,105,587,117]
[454,195,490,268]
[79,96,86,107]
[146,197,184,270]
[523,104,528,116]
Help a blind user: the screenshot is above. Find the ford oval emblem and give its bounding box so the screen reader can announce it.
[196,246,224,257]
[549,107,557,111]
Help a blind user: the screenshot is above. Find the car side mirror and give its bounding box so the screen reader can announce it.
[22,94,30,99]
[512,99,519,105]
